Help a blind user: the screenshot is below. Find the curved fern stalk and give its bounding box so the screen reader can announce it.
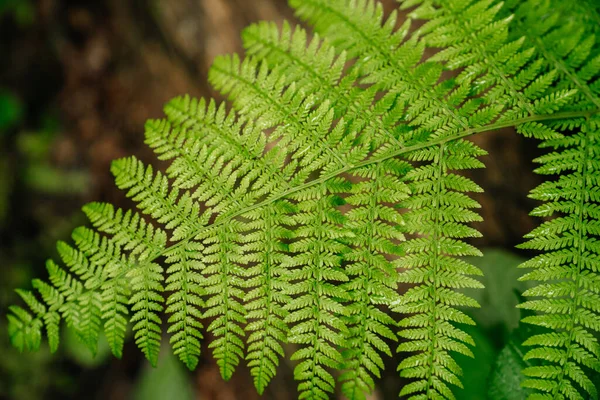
[517,117,600,400]
[8,0,600,398]
[394,140,486,399]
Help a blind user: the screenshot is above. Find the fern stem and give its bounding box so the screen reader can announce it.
[16,110,596,349]
[155,109,598,263]
[9,2,600,396]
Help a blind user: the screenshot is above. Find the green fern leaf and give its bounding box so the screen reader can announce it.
[6,1,600,399]
[518,118,600,400]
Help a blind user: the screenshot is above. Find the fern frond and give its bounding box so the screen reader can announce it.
[209,54,368,173]
[242,21,404,150]
[7,1,600,399]
[241,200,294,394]
[163,242,205,371]
[401,0,582,143]
[83,202,167,261]
[284,179,352,400]
[7,302,44,353]
[127,258,164,367]
[518,117,600,400]
[287,3,486,399]
[8,225,127,357]
[407,0,537,117]
[146,102,270,214]
[200,220,247,380]
[111,156,207,240]
[84,202,170,362]
[157,96,292,202]
[394,140,485,400]
[505,0,600,111]
[339,159,410,399]
[99,274,130,359]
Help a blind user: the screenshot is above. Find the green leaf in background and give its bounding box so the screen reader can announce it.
[0,91,23,132]
[451,324,497,400]
[463,249,534,331]
[487,305,541,400]
[0,0,34,26]
[15,117,90,195]
[23,166,90,195]
[63,328,112,368]
[488,340,532,400]
[453,249,540,399]
[133,351,195,400]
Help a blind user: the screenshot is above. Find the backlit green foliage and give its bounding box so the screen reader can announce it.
[6,0,600,399]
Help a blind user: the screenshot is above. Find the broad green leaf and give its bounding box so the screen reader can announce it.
[133,352,195,400]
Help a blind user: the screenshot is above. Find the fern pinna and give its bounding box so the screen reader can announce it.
[6,0,600,399]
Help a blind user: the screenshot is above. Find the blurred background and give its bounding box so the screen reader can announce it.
[0,0,549,399]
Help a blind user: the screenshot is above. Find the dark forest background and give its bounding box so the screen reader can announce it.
[0,1,546,399]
